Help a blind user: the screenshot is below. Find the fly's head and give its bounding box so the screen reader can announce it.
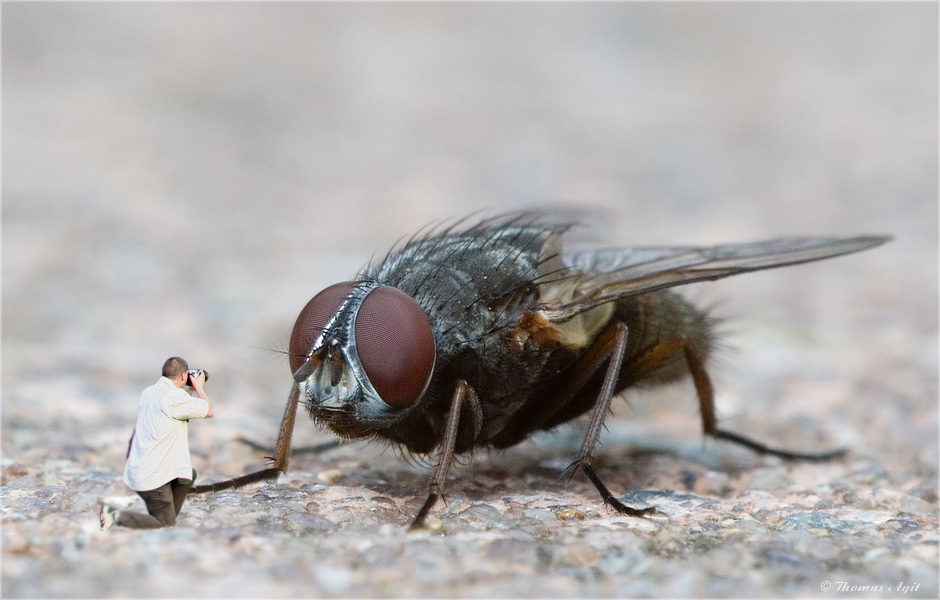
[288,281,436,438]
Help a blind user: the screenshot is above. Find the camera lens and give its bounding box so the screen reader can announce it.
[186,370,208,385]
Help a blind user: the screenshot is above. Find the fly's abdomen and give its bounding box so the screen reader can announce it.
[614,290,716,387]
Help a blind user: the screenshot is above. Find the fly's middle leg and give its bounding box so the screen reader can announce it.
[236,437,342,455]
[562,322,664,518]
[565,328,847,518]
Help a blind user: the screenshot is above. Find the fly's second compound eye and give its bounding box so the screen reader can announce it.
[289,281,359,374]
[354,286,435,408]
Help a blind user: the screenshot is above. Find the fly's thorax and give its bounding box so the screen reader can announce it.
[511,233,617,351]
[289,281,436,437]
[365,221,562,345]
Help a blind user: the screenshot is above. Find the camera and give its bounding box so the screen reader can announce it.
[187,369,209,386]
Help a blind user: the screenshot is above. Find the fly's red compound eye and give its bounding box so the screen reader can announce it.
[289,281,359,373]
[354,286,435,408]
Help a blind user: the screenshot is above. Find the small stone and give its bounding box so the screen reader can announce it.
[555,507,585,521]
[3,463,29,480]
[730,518,767,534]
[899,494,934,515]
[74,531,92,549]
[884,517,919,533]
[314,566,352,594]
[326,508,353,523]
[523,509,554,521]
[693,471,729,496]
[780,511,855,531]
[753,509,778,524]
[45,539,65,557]
[486,538,537,562]
[286,512,332,534]
[3,531,29,554]
[808,537,839,560]
[459,503,500,522]
[317,469,344,485]
[567,543,601,567]
[426,517,444,532]
[904,482,939,504]
[749,468,788,491]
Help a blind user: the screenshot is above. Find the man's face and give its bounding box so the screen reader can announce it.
[174,370,188,388]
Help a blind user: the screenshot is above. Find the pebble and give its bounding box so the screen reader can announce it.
[459,503,501,522]
[696,472,730,496]
[317,469,344,485]
[425,518,444,532]
[74,531,92,549]
[780,512,856,532]
[286,512,333,534]
[326,508,353,523]
[567,543,601,567]
[314,566,352,594]
[899,494,935,515]
[486,538,538,564]
[555,507,585,521]
[748,468,789,491]
[523,508,554,521]
[3,531,29,554]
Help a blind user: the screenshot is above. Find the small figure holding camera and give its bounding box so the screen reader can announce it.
[100,357,213,530]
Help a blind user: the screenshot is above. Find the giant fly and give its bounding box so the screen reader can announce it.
[191,212,890,528]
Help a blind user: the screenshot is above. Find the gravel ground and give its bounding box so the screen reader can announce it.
[3,3,937,598]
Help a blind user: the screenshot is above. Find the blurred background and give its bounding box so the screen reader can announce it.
[4,0,936,462]
[4,0,936,464]
[2,3,936,596]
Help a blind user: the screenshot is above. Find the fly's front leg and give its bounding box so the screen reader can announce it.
[190,382,302,494]
[410,380,477,530]
[681,346,848,461]
[570,322,663,518]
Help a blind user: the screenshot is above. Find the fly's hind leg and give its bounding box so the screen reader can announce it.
[680,344,848,461]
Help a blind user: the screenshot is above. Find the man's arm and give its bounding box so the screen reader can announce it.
[190,372,213,418]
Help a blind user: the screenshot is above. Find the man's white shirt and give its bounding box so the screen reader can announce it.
[124,377,210,491]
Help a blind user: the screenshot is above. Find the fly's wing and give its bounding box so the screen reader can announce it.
[543,235,891,322]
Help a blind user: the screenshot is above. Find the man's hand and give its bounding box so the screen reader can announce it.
[190,370,206,392]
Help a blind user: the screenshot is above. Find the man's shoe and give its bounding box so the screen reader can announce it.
[99,505,117,531]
